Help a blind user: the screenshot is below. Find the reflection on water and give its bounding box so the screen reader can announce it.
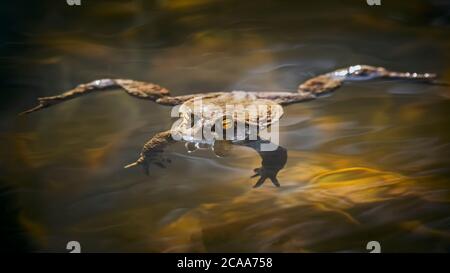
[0,0,450,252]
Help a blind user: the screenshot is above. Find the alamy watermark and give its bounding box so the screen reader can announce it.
[66,0,81,6]
[366,0,381,6]
[66,241,81,253]
[169,98,282,152]
[366,241,381,253]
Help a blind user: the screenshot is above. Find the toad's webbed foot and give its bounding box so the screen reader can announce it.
[124,130,174,175]
[251,167,281,188]
[235,140,287,188]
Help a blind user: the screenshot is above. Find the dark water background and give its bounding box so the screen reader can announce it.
[0,0,450,252]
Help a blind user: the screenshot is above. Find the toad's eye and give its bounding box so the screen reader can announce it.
[355,70,369,76]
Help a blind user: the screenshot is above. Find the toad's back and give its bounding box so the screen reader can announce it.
[180,91,284,128]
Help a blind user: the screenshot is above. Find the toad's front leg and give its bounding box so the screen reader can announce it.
[124,130,175,175]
